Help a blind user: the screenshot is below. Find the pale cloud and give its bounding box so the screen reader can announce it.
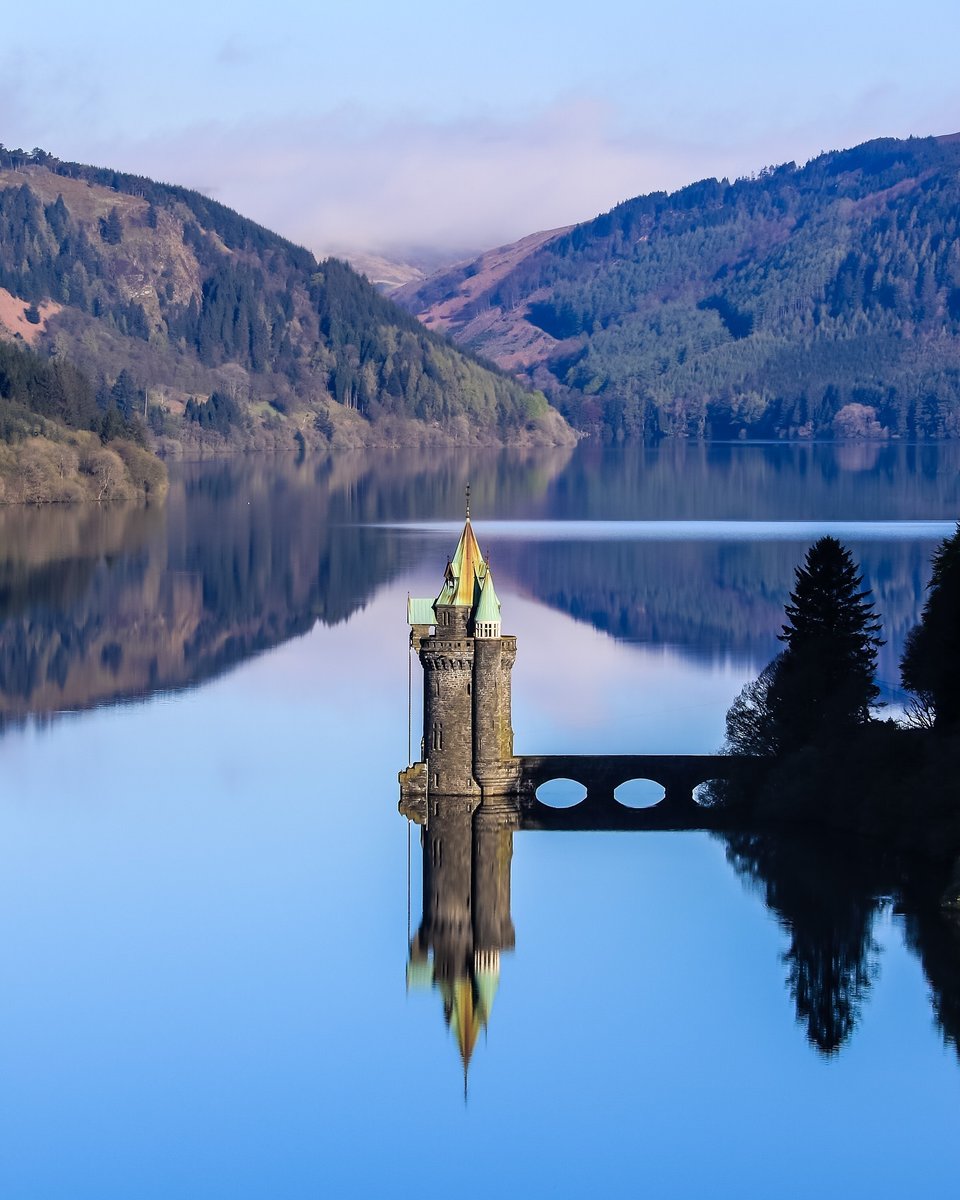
[73,99,776,259]
[43,90,960,262]
[214,34,289,68]
[215,37,256,66]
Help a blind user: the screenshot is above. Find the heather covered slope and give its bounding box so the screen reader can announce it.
[0,148,570,450]
[397,135,960,441]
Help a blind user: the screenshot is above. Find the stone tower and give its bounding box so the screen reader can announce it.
[404,507,519,809]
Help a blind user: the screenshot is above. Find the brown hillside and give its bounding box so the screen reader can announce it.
[393,225,573,372]
[0,287,61,345]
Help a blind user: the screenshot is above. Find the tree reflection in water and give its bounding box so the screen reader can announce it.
[723,832,884,1054]
[406,805,960,1071]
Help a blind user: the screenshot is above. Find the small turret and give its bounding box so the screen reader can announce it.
[474,568,501,639]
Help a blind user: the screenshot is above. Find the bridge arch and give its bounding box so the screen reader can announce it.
[535,777,588,809]
[692,779,725,807]
[613,778,667,809]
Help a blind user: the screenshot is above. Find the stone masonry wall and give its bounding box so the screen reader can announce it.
[421,637,478,796]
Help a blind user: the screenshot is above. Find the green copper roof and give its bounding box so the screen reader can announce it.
[435,576,455,607]
[437,518,486,609]
[447,977,483,1071]
[407,597,436,625]
[474,568,501,625]
[406,958,435,991]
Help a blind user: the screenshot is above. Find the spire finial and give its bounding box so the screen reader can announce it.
[465,481,471,520]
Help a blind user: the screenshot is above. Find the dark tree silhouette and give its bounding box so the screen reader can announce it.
[725,832,881,1055]
[99,206,123,245]
[767,537,883,752]
[901,524,960,733]
[723,656,782,758]
[724,537,883,756]
[901,878,960,1061]
[110,369,142,420]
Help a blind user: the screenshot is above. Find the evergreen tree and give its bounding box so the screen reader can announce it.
[110,369,141,419]
[901,525,960,732]
[725,538,883,756]
[767,537,883,752]
[99,206,123,245]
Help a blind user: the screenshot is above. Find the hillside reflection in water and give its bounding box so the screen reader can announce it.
[0,441,956,723]
[0,442,958,1196]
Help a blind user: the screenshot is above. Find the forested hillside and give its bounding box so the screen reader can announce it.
[0,147,567,453]
[398,134,960,441]
[0,338,165,501]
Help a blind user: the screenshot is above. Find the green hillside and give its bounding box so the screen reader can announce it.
[0,147,567,454]
[399,134,960,441]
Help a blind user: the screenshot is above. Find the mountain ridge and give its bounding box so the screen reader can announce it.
[396,133,960,441]
[0,147,573,462]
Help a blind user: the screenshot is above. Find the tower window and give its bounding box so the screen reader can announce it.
[433,723,443,751]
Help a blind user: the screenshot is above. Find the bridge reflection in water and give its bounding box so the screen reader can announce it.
[399,785,724,1088]
[402,794,960,1084]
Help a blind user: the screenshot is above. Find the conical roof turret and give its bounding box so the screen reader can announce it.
[436,516,487,610]
[474,566,501,626]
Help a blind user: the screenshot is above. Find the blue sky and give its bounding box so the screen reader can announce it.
[3,0,959,257]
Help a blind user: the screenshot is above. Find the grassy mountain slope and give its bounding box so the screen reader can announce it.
[397,134,960,441]
[0,147,570,451]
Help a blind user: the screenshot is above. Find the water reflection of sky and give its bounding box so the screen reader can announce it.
[4,581,952,1197]
[0,450,958,1195]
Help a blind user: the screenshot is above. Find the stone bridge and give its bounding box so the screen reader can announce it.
[517,754,751,831]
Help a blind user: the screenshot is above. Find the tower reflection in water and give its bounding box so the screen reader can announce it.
[406,801,515,1087]
[399,503,960,1080]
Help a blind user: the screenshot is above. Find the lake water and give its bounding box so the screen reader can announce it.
[0,442,958,1197]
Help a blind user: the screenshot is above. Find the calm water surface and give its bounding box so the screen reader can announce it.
[0,443,958,1197]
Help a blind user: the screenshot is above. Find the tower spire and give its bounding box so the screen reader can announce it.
[465,481,471,520]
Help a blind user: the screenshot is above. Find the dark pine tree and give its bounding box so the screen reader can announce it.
[901,524,960,732]
[766,537,884,752]
[110,368,141,419]
[99,206,123,245]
